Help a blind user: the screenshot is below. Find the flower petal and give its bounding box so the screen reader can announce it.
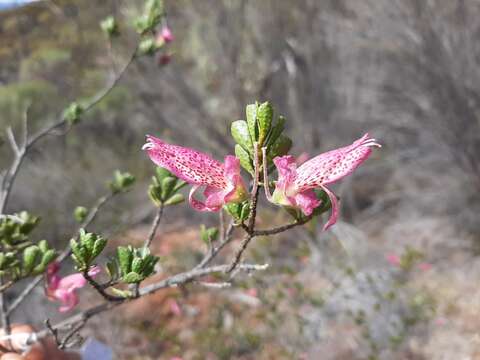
[320,185,339,230]
[57,273,87,292]
[272,155,297,194]
[143,135,227,189]
[294,189,321,216]
[189,185,222,212]
[295,134,380,191]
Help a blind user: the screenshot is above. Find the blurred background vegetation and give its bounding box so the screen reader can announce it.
[1,0,480,359]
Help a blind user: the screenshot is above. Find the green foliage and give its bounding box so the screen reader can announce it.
[113,246,159,284]
[63,102,84,125]
[135,0,165,35]
[73,206,88,223]
[148,167,186,207]
[224,201,250,223]
[200,225,219,244]
[0,213,56,279]
[70,229,107,271]
[108,170,136,194]
[100,16,119,37]
[231,102,292,173]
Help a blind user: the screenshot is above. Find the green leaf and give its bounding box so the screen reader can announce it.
[106,259,119,281]
[161,177,176,200]
[235,144,254,175]
[131,257,144,274]
[63,102,83,125]
[100,16,119,37]
[246,103,258,141]
[74,206,88,223]
[38,239,48,253]
[122,272,145,284]
[231,120,253,153]
[92,237,107,259]
[139,37,156,56]
[164,193,185,206]
[117,246,133,275]
[155,167,172,181]
[70,238,87,268]
[240,202,251,221]
[267,135,292,160]
[257,102,273,146]
[224,203,242,220]
[266,116,286,147]
[22,245,40,275]
[110,287,133,298]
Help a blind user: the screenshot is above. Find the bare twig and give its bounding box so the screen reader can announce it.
[143,204,164,250]
[227,143,261,273]
[32,263,269,344]
[253,215,313,236]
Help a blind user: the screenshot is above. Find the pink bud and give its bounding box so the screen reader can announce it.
[418,262,432,271]
[161,26,174,43]
[386,254,401,266]
[245,288,258,298]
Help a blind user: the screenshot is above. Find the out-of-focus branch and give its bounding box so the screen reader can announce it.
[34,262,269,346]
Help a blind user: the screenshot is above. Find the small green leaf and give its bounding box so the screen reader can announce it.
[267,135,292,160]
[100,16,119,37]
[106,259,119,281]
[155,167,172,181]
[231,120,253,153]
[123,272,145,284]
[257,101,273,146]
[161,177,176,200]
[63,102,83,125]
[117,246,133,275]
[110,287,133,298]
[139,37,156,56]
[240,201,251,221]
[246,103,258,141]
[266,116,286,147]
[235,144,254,175]
[74,206,88,223]
[131,257,144,274]
[22,245,40,275]
[164,193,185,206]
[92,237,107,259]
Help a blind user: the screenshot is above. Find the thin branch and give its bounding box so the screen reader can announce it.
[226,143,261,273]
[83,270,123,302]
[253,215,313,236]
[32,263,269,343]
[143,204,164,249]
[0,47,136,216]
[5,128,20,156]
[195,220,235,269]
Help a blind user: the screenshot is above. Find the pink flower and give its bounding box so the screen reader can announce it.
[167,298,182,316]
[46,262,100,313]
[418,262,432,271]
[245,288,258,298]
[143,135,248,211]
[160,26,174,43]
[267,134,380,230]
[386,254,401,266]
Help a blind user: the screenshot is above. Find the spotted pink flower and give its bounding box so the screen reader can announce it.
[142,135,248,211]
[267,134,380,230]
[46,262,100,313]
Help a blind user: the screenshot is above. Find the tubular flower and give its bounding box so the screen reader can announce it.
[266,134,381,230]
[142,135,248,211]
[46,262,101,313]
